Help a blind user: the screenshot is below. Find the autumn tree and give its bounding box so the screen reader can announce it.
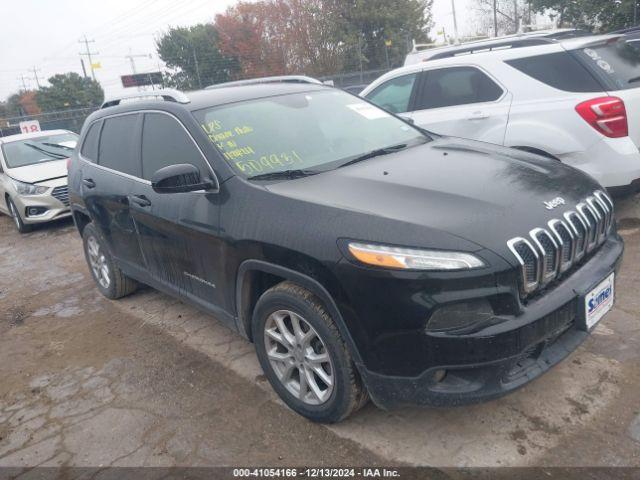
[214,0,433,78]
[156,23,239,89]
[36,73,103,111]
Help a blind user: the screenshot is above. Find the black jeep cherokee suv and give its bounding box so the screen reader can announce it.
[69,84,623,423]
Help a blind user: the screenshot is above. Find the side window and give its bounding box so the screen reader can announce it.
[98,114,141,177]
[141,113,209,181]
[365,73,417,114]
[415,67,503,110]
[505,52,602,92]
[80,121,101,162]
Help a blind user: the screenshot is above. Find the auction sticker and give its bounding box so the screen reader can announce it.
[347,103,390,120]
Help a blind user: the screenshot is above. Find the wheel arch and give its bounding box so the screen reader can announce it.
[71,207,92,236]
[235,259,364,367]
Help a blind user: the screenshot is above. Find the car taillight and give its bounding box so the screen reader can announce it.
[575,96,628,138]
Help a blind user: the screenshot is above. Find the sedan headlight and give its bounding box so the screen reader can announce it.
[11,179,48,195]
[348,242,485,271]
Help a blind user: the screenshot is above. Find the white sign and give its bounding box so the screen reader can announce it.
[585,272,615,330]
[347,103,390,120]
[19,120,41,134]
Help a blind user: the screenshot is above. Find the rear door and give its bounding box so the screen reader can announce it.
[80,114,146,271]
[129,111,226,316]
[571,39,640,149]
[409,66,511,145]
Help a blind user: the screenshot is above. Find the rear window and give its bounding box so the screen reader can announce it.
[98,114,141,177]
[505,51,603,92]
[572,39,640,91]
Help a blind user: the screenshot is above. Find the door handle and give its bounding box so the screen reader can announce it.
[129,194,152,208]
[467,111,490,120]
[82,178,96,189]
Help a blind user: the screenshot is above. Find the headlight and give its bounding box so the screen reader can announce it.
[347,242,485,271]
[11,179,47,195]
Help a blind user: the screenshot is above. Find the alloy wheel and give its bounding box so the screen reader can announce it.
[264,309,334,405]
[87,236,111,289]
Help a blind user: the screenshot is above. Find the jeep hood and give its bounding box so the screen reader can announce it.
[265,137,603,263]
[6,159,68,184]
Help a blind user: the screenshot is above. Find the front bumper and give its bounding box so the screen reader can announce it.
[359,234,624,409]
[13,180,70,225]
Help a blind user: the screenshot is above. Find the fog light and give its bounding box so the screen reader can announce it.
[426,299,495,333]
[27,207,47,217]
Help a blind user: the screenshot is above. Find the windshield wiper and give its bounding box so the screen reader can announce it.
[629,76,640,84]
[248,169,319,181]
[338,143,408,169]
[23,142,67,159]
[41,142,74,151]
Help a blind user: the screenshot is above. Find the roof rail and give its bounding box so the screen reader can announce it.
[426,37,555,61]
[101,89,190,109]
[206,75,323,90]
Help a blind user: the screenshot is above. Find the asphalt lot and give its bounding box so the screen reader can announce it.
[0,196,639,469]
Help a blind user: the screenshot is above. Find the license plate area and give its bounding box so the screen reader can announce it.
[580,272,615,331]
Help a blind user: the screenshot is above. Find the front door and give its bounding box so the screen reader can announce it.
[129,112,226,315]
[410,66,512,145]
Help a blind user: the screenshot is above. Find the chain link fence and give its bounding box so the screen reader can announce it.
[0,107,97,138]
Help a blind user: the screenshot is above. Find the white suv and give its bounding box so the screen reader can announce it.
[361,34,640,191]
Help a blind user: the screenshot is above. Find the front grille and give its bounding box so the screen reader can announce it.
[51,185,69,206]
[508,190,613,297]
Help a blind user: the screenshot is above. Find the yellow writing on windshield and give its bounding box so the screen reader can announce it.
[235,151,303,175]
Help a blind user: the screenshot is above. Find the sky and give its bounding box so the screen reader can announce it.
[0,0,474,102]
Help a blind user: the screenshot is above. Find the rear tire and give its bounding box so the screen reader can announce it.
[252,281,368,423]
[82,223,137,299]
[7,198,32,234]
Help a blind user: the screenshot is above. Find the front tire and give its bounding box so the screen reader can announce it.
[82,223,137,299]
[7,198,32,234]
[253,281,368,423]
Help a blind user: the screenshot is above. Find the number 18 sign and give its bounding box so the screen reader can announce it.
[19,120,41,134]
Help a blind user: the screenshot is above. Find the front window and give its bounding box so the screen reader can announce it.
[2,133,78,169]
[193,89,429,179]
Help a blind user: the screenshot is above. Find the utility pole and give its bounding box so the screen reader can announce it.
[80,59,88,78]
[79,35,99,80]
[193,49,202,89]
[451,0,460,44]
[124,49,151,74]
[493,0,499,37]
[17,75,28,92]
[514,0,520,33]
[29,67,42,89]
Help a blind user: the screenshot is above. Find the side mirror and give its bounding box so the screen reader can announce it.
[151,164,214,194]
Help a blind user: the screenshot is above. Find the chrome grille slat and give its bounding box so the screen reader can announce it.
[509,191,613,297]
[51,186,70,207]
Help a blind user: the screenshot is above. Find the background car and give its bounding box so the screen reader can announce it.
[361,34,640,193]
[0,129,77,233]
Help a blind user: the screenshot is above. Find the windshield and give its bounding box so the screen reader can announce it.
[2,133,78,169]
[193,89,429,179]
[572,39,640,91]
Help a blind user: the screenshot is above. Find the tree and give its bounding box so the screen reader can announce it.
[471,0,533,36]
[156,23,239,89]
[341,0,434,71]
[36,73,103,111]
[214,0,433,78]
[530,0,638,31]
